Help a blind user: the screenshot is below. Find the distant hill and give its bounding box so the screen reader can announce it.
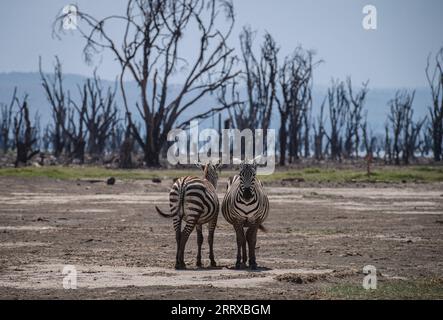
[0,72,432,134]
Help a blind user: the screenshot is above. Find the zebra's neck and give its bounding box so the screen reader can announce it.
[206,176,218,189]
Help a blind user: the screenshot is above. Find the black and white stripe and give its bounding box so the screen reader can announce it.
[221,161,269,270]
[156,162,220,269]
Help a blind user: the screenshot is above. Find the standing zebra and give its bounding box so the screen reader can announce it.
[222,161,269,270]
[155,162,220,269]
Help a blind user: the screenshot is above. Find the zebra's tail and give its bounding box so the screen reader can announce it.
[155,206,176,218]
[258,224,268,232]
[155,183,186,219]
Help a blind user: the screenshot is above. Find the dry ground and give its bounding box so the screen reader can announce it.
[0,176,442,299]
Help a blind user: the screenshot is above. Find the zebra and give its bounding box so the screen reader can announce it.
[222,160,269,270]
[155,161,221,269]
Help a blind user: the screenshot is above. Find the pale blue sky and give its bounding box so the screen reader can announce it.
[0,0,442,88]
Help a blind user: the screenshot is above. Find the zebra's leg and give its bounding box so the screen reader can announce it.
[173,216,182,269]
[208,217,218,267]
[177,221,196,270]
[196,224,203,268]
[246,226,259,270]
[234,224,247,269]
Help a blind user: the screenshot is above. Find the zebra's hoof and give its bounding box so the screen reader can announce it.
[175,263,186,270]
[196,261,203,268]
[235,262,246,270]
[249,263,258,270]
[210,261,217,268]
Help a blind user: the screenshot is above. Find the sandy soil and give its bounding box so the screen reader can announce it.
[0,177,442,299]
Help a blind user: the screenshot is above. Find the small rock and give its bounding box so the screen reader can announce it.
[152,178,162,183]
[107,177,116,185]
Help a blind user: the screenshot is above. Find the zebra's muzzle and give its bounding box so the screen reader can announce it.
[243,188,253,201]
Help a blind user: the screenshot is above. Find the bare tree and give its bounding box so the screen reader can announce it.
[217,27,279,160]
[108,121,125,154]
[361,115,376,156]
[13,95,39,167]
[403,110,426,165]
[119,119,134,169]
[0,88,16,154]
[220,27,279,135]
[302,101,312,158]
[387,90,418,165]
[325,80,348,161]
[276,47,315,164]
[344,78,369,158]
[40,57,69,157]
[33,112,42,151]
[74,73,118,159]
[419,124,433,157]
[426,47,443,161]
[384,121,392,164]
[55,0,238,166]
[41,124,51,153]
[218,78,245,129]
[313,98,326,160]
[238,27,278,131]
[65,88,87,163]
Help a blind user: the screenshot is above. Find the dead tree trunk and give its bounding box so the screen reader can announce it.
[426,47,443,161]
[384,122,392,164]
[40,56,69,158]
[119,118,134,169]
[361,116,376,156]
[313,98,326,160]
[0,88,16,154]
[66,86,88,163]
[303,106,311,158]
[13,96,39,167]
[326,80,348,161]
[344,78,369,159]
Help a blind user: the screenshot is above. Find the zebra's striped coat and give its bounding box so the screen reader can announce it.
[156,163,220,269]
[222,175,269,227]
[222,162,269,269]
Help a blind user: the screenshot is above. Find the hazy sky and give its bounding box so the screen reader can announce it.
[0,0,442,88]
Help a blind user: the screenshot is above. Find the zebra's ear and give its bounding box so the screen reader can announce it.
[253,155,262,164]
[214,160,221,170]
[194,161,204,171]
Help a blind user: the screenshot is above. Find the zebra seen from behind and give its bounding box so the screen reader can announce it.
[155,161,221,269]
[222,160,269,270]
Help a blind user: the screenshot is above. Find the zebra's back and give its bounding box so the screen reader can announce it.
[170,176,219,225]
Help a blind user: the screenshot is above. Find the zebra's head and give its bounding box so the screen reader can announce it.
[239,160,257,200]
[196,161,221,188]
